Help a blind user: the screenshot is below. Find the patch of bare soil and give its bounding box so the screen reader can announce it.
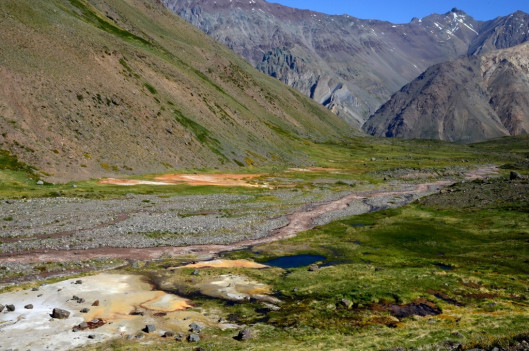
[100,174,265,187]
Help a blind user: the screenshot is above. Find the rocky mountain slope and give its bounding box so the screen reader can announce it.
[0,0,352,181]
[162,0,497,127]
[363,42,529,142]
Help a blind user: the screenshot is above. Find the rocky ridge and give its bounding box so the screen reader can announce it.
[363,42,529,142]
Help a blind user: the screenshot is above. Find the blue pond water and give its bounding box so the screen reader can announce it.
[264,254,326,269]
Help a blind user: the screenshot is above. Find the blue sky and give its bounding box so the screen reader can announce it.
[272,1,529,23]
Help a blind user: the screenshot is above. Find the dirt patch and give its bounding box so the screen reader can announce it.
[427,290,464,306]
[172,259,268,270]
[388,299,442,319]
[99,174,266,187]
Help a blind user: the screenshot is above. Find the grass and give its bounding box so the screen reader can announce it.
[85,177,529,351]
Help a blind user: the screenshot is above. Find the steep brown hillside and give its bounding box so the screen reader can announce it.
[363,43,529,142]
[0,0,352,181]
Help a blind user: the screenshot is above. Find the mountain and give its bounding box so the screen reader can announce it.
[162,0,487,127]
[0,0,352,181]
[468,11,529,55]
[362,42,529,142]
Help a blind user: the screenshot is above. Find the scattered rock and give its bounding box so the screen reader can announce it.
[79,322,89,329]
[72,328,80,333]
[36,180,44,185]
[143,324,156,333]
[92,300,100,306]
[192,269,199,276]
[451,331,464,338]
[32,287,39,291]
[24,304,33,309]
[308,264,319,272]
[88,334,96,339]
[235,328,252,341]
[188,334,201,342]
[341,299,353,309]
[135,333,145,339]
[6,304,15,312]
[0,304,4,312]
[163,331,175,338]
[510,171,523,180]
[130,311,144,316]
[189,322,204,333]
[174,332,185,341]
[51,308,70,319]
[75,280,83,285]
[80,308,90,313]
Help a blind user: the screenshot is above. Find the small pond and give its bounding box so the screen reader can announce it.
[263,254,326,269]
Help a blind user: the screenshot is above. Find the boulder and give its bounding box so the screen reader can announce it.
[163,331,175,338]
[510,171,524,180]
[6,304,15,312]
[36,180,44,185]
[235,328,252,341]
[88,334,96,339]
[341,299,353,309]
[0,304,4,312]
[308,264,319,272]
[75,280,83,285]
[188,334,201,342]
[92,300,100,306]
[80,308,90,313]
[174,332,185,341]
[143,324,156,333]
[51,308,70,319]
[24,304,33,309]
[189,322,204,333]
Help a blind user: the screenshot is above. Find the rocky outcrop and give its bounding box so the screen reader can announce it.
[162,1,487,127]
[363,42,529,142]
[469,11,529,55]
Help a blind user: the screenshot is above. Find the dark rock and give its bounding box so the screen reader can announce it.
[24,304,33,309]
[143,324,156,333]
[79,322,89,329]
[51,308,70,319]
[194,348,206,351]
[235,327,252,341]
[163,331,175,338]
[75,280,83,285]
[77,298,85,304]
[80,308,90,313]
[32,287,39,291]
[135,333,145,339]
[88,334,96,339]
[174,332,185,341]
[92,300,100,306]
[130,311,144,316]
[189,322,204,333]
[386,348,406,351]
[72,328,80,333]
[188,334,201,342]
[511,171,523,180]
[308,264,319,272]
[6,304,15,312]
[389,300,441,319]
[0,304,4,312]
